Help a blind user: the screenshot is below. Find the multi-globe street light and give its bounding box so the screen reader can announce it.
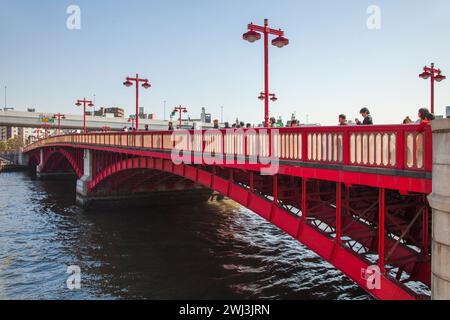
[52,113,66,135]
[75,98,94,133]
[243,19,289,127]
[128,115,136,130]
[419,63,446,114]
[123,74,151,131]
[172,105,188,129]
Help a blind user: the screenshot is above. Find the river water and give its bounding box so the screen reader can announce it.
[0,171,369,300]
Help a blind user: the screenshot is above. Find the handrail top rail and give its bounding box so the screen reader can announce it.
[27,123,430,141]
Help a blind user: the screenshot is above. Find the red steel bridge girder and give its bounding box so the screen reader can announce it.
[79,155,428,300]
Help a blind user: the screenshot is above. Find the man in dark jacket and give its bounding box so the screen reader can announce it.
[355,107,373,125]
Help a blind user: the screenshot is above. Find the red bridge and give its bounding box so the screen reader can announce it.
[23,124,433,300]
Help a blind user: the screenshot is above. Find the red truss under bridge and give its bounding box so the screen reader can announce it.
[24,124,433,300]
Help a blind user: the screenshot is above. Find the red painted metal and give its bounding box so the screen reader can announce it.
[81,157,425,300]
[378,187,386,273]
[243,19,288,127]
[173,105,188,129]
[128,116,136,130]
[123,74,151,131]
[52,113,66,135]
[75,98,94,133]
[419,63,446,114]
[336,182,342,245]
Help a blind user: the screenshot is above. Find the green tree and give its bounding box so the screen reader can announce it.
[6,137,24,151]
[0,141,6,152]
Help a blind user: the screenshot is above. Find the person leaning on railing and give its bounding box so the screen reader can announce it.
[355,107,373,125]
[416,107,435,132]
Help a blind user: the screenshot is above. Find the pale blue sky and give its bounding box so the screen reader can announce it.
[0,0,449,125]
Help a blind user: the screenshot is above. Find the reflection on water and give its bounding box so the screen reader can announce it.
[0,171,369,300]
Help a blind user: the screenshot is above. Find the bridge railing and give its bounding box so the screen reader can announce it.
[23,124,432,172]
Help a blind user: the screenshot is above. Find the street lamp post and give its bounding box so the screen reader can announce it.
[243,19,289,127]
[52,113,66,135]
[75,98,94,133]
[164,100,167,121]
[4,86,6,110]
[128,116,136,130]
[419,63,446,114]
[123,74,151,131]
[173,105,188,129]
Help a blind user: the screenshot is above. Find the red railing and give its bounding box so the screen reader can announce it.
[23,124,432,172]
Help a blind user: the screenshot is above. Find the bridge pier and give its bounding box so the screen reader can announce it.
[17,151,28,166]
[75,188,213,209]
[428,119,450,300]
[76,149,92,199]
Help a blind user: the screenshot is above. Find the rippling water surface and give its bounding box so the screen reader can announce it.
[0,171,369,300]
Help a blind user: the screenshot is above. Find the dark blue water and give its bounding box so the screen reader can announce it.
[0,171,368,300]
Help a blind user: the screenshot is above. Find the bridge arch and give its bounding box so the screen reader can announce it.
[40,148,83,178]
[28,151,40,167]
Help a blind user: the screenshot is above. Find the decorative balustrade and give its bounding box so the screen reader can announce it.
[23,124,432,172]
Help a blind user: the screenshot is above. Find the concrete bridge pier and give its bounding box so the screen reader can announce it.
[36,149,45,179]
[17,150,29,166]
[428,118,450,300]
[76,149,93,207]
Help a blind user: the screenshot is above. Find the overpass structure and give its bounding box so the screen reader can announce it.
[21,121,450,300]
[0,110,209,131]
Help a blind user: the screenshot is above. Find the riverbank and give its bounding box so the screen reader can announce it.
[0,163,28,173]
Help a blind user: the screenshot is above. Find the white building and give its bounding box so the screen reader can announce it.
[0,126,42,144]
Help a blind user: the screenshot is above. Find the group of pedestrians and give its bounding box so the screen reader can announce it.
[403,108,435,124]
[338,107,373,126]
[160,106,436,131]
[338,106,435,127]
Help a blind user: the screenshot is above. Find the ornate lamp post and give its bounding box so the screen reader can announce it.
[173,105,188,129]
[419,63,446,114]
[123,74,151,131]
[75,98,94,133]
[243,19,289,127]
[52,113,66,135]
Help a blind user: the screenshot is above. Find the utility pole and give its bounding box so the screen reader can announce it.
[4,86,7,110]
[221,106,224,123]
[164,100,167,121]
[93,94,96,117]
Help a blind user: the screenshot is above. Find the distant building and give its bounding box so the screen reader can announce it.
[0,126,18,142]
[105,107,124,118]
[86,107,125,118]
[200,107,212,124]
[0,126,36,144]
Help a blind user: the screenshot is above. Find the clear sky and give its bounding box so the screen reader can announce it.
[0,0,449,125]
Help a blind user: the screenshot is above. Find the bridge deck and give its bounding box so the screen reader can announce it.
[24,124,432,194]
